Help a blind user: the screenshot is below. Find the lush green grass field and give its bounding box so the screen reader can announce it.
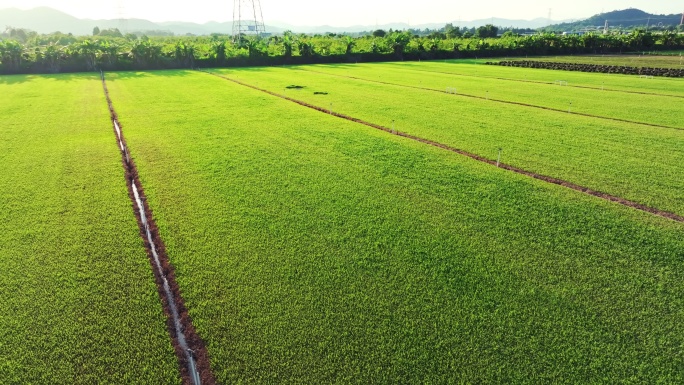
[107,70,684,383]
[214,65,684,217]
[299,62,683,128]
[389,61,684,97]
[0,75,180,383]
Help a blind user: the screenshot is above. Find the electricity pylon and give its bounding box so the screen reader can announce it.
[233,0,266,42]
[116,0,128,33]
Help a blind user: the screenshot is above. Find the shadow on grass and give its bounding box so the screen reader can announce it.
[204,59,489,76]
[105,69,198,81]
[0,72,104,85]
[0,69,198,85]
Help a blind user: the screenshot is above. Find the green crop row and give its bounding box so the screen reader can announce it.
[300,62,684,128]
[106,70,684,384]
[0,74,180,384]
[211,65,684,217]
[527,54,684,70]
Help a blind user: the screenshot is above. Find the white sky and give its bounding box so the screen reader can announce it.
[0,0,681,26]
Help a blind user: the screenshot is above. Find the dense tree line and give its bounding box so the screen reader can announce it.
[1,27,683,75]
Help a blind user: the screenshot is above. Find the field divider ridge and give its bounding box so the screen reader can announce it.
[202,69,684,223]
[299,68,682,131]
[392,66,684,100]
[100,72,216,385]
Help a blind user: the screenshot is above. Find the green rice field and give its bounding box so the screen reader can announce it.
[396,60,684,96]
[0,75,180,383]
[302,62,683,127]
[214,64,684,216]
[2,60,684,383]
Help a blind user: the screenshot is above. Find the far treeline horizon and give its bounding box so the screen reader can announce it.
[1,7,683,75]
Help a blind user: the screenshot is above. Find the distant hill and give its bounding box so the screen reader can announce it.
[0,7,83,34]
[465,17,554,29]
[548,8,682,31]
[7,7,672,36]
[0,6,566,36]
[0,7,284,36]
[269,17,557,34]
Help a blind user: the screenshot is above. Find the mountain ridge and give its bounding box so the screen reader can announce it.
[548,8,682,31]
[1,6,566,35]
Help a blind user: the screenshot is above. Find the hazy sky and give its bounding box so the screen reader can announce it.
[0,0,681,26]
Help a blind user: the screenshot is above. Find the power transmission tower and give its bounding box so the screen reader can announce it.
[116,0,128,34]
[233,0,266,42]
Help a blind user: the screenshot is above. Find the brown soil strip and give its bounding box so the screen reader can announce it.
[495,60,684,78]
[392,66,684,100]
[299,68,683,131]
[203,70,684,224]
[100,75,216,385]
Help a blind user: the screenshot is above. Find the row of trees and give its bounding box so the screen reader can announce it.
[373,24,504,39]
[1,29,683,74]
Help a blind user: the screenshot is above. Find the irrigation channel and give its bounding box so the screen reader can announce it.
[202,70,684,224]
[100,72,215,385]
[299,68,683,131]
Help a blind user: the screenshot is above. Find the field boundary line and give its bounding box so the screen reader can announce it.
[299,68,683,131]
[100,72,216,385]
[202,69,684,223]
[382,65,684,100]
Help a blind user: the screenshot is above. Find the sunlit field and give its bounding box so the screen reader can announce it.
[2,60,683,383]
